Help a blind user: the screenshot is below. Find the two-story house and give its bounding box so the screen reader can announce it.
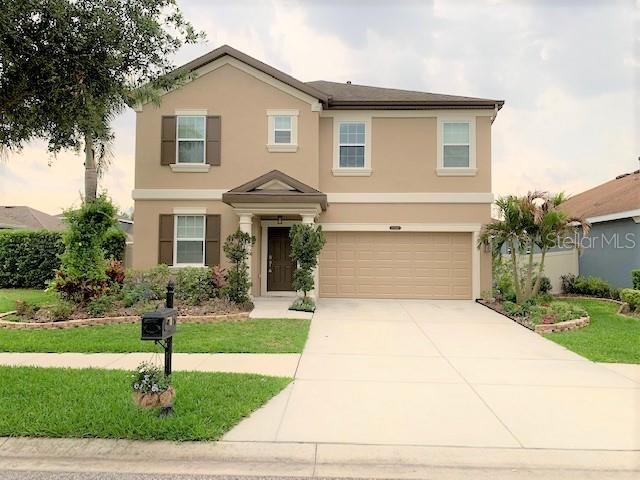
[132,45,503,300]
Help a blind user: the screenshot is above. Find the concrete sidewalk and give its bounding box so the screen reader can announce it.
[250,296,314,320]
[1,437,638,479]
[0,352,299,377]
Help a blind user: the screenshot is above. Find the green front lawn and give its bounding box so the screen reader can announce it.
[545,299,640,364]
[0,366,289,441]
[0,318,310,353]
[0,288,57,313]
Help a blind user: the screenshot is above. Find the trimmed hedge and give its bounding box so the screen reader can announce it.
[620,289,640,311]
[560,274,619,300]
[0,230,64,288]
[632,270,640,290]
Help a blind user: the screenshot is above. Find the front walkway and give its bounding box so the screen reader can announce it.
[225,299,640,450]
[0,352,299,377]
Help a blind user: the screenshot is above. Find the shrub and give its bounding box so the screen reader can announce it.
[174,267,214,305]
[106,259,125,285]
[53,270,109,304]
[87,294,116,316]
[289,224,326,299]
[121,265,170,306]
[15,300,38,317]
[222,229,255,305]
[620,289,640,311]
[560,273,576,294]
[0,230,64,288]
[103,227,127,261]
[502,301,524,317]
[55,195,118,303]
[549,301,587,322]
[573,276,612,298]
[50,300,74,321]
[290,296,315,312]
[632,270,640,290]
[537,275,552,294]
[493,259,517,302]
[211,265,226,293]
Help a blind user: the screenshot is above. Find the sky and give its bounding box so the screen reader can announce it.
[0,0,637,215]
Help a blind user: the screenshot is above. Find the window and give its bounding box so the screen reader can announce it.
[177,116,205,164]
[274,116,292,144]
[175,215,205,265]
[442,122,470,168]
[266,109,298,152]
[339,122,365,168]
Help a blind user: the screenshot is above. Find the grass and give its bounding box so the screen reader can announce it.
[0,288,57,313]
[0,318,310,353]
[0,366,290,441]
[545,298,640,364]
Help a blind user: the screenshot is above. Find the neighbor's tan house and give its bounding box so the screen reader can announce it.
[132,45,503,300]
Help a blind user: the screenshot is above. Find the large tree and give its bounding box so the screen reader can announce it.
[0,0,203,201]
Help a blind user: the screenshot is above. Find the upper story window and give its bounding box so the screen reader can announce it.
[332,114,371,176]
[175,215,205,266]
[267,109,298,152]
[339,123,365,168]
[177,116,206,164]
[437,118,477,176]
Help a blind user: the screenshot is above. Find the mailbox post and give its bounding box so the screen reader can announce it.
[140,281,177,377]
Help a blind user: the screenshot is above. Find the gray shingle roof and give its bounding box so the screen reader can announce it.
[0,206,65,231]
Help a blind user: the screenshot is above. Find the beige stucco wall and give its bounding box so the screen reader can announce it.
[318,116,492,193]
[135,63,320,190]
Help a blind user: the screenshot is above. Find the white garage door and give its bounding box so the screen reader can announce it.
[319,231,472,299]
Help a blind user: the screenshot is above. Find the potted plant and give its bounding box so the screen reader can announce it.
[131,362,174,409]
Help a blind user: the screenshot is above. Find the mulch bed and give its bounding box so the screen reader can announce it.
[476,299,535,330]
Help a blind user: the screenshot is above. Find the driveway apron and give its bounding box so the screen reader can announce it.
[224,299,640,450]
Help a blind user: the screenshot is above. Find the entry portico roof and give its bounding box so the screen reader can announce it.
[222,170,328,211]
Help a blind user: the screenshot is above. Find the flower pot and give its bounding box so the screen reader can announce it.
[132,386,175,409]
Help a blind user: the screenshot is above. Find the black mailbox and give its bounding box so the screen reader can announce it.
[141,307,177,341]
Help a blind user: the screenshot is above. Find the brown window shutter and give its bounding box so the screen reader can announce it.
[158,214,174,265]
[206,116,221,166]
[161,116,176,165]
[205,214,221,266]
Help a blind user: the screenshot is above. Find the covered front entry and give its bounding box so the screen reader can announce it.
[266,226,295,291]
[222,169,327,298]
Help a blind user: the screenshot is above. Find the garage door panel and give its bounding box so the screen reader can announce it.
[319,231,472,299]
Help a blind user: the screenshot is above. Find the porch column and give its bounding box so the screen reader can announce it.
[301,213,319,300]
[238,213,254,299]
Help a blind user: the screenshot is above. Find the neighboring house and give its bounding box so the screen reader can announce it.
[0,206,65,231]
[132,45,503,299]
[561,169,640,288]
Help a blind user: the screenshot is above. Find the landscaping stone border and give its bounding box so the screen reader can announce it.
[534,316,590,334]
[0,312,249,330]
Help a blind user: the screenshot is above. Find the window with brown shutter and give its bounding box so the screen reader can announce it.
[205,214,221,266]
[206,116,221,166]
[158,214,174,265]
[161,116,176,165]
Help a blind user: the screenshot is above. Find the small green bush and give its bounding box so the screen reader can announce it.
[290,296,315,312]
[87,294,116,316]
[549,301,587,322]
[502,301,524,316]
[560,273,576,294]
[0,230,64,288]
[223,229,255,305]
[537,276,552,294]
[563,275,615,299]
[632,270,640,290]
[620,289,640,311]
[290,224,326,299]
[50,300,74,321]
[174,267,214,305]
[121,265,170,307]
[103,227,127,261]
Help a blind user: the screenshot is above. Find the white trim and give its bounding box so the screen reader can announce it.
[320,109,494,118]
[169,163,211,173]
[175,109,208,116]
[472,230,481,300]
[132,189,227,200]
[260,220,298,296]
[587,209,640,224]
[176,115,206,165]
[326,192,493,203]
[140,56,322,109]
[267,109,299,152]
[331,168,372,177]
[332,112,372,175]
[173,214,206,267]
[173,207,207,214]
[233,205,322,216]
[319,223,482,232]
[437,116,477,174]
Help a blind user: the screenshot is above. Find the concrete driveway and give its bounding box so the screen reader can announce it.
[225,299,640,450]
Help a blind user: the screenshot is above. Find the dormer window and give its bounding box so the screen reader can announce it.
[267,109,298,152]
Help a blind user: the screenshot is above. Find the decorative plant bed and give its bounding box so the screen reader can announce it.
[477,298,590,333]
[0,312,249,330]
